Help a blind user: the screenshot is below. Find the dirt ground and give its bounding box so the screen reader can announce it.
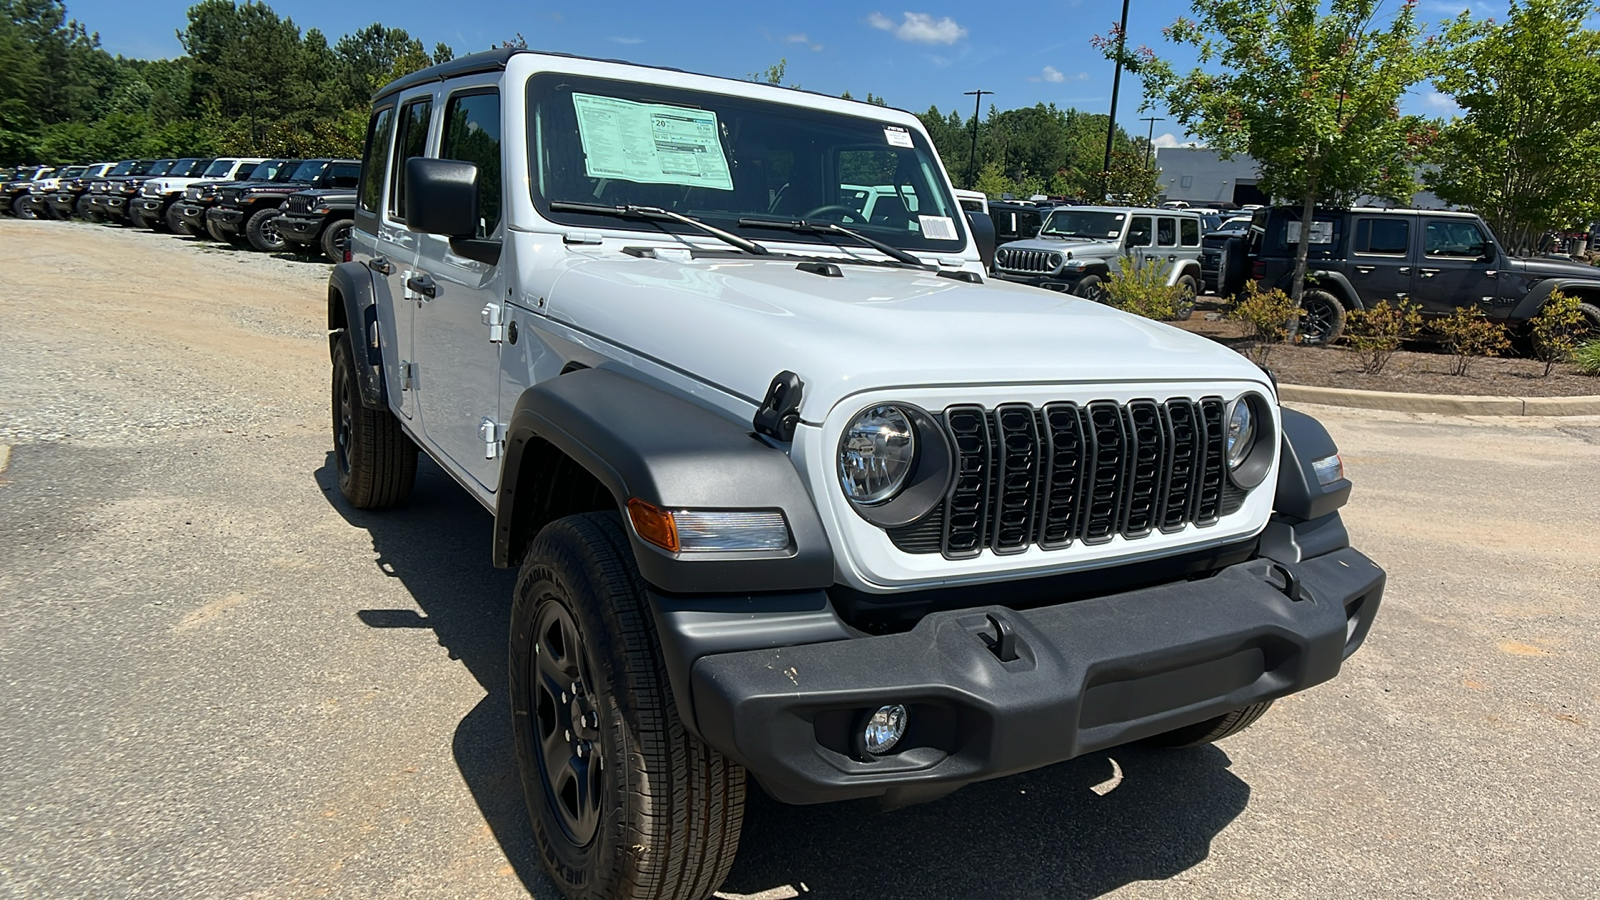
[1175,301,1600,398]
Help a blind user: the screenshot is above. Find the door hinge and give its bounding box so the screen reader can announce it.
[481,302,506,343]
[399,361,414,391]
[478,418,505,459]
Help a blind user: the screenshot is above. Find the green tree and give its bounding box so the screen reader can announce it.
[1108,0,1435,300]
[1426,0,1600,253]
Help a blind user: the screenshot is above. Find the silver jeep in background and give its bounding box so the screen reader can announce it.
[994,205,1206,312]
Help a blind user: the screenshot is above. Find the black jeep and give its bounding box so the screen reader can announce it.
[88,159,181,223]
[173,159,294,238]
[1224,206,1600,343]
[275,187,356,262]
[205,159,359,252]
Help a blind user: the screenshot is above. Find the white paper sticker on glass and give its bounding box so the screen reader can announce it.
[918,215,958,241]
[572,93,734,191]
[884,126,914,148]
[1286,221,1334,244]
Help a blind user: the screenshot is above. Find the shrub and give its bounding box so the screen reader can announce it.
[1228,282,1302,365]
[1102,255,1180,320]
[1574,340,1600,375]
[1432,307,1511,376]
[1345,299,1422,375]
[1529,291,1586,376]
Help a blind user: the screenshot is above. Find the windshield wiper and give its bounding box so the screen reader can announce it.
[550,201,768,255]
[735,216,927,268]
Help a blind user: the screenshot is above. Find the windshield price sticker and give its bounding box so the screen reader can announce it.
[572,93,734,191]
[884,126,914,148]
[918,215,958,241]
[1286,221,1334,244]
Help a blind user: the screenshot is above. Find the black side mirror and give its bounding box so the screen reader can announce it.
[404,157,500,265]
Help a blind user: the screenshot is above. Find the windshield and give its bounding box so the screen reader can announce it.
[289,160,328,182]
[528,74,964,253]
[144,160,176,177]
[203,159,235,178]
[167,158,208,178]
[1039,209,1127,239]
[61,166,85,177]
[109,160,138,176]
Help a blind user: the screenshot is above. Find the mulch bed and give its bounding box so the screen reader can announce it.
[1172,302,1600,398]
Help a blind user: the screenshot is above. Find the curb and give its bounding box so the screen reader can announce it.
[1278,384,1600,416]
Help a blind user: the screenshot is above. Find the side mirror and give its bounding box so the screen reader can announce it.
[404,157,501,265]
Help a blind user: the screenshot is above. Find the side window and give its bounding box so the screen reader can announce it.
[1020,211,1041,238]
[1157,217,1177,246]
[1180,218,1200,246]
[1354,218,1410,256]
[440,90,503,238]
[1128,216,1153,247]
[328,162,361,189]
[1425,220,1488,258]
[389,97,433,220]
[358,107,395,213]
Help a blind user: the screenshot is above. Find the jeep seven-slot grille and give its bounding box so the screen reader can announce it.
[284,194,311,215]
[218,186,244,205]
[889,397,1243,558]
[996,248,1058,273]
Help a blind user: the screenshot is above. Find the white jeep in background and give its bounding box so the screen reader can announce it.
[994,205,1207,314]
[132,157,265,233]
[326,49,1384,900]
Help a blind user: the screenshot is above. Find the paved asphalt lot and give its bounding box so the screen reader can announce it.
[2,221,1597,899]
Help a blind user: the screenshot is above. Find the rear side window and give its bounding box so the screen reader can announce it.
[1157,217,1177,246]
[1354,218,1410,255]
[358,107,395,213]
[389,98,434,219]
[441,90,503,237]
[1019,210,1041,238]
[1180,218,1200,246]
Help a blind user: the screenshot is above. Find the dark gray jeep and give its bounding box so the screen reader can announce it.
[276,187,355,262]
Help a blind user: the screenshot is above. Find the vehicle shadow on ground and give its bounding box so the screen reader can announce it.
[314,453,559,898]
[315,454,1249,900]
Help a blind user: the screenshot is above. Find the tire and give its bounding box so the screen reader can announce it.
[1173,274,1199,321]
[1578,302,1600,338]
[75,197,99,222]
[128,206,150,229]
[1142,701,1274,748]
[246,206,287,252]
[207,217,243,244]
[511,512,745,900]
[321,219,354,264]
[12,196,37,219]
[165,203,189,235]
[331,339,416,508]
[1297,289,1348,346]
[1074,273,1107,302]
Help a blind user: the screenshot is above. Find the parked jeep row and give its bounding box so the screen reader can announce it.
[2,154,361,264]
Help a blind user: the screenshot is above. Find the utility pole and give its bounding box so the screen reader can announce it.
[964,88,993,188]
[1101,0,1132,199]
[1140,115,1165,167]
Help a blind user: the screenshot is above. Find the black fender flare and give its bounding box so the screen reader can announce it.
[494,367,835,594]
[1275,407,1352,521]
[1277,269,1364,310]
[1506,277,1600,321]
[326,261,386,408]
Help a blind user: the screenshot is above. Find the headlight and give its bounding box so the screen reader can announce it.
[1049,253,1063,268]
[839,405,916,504]
[1226,398,1255,469]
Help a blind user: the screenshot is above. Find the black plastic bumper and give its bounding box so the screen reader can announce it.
[276,213,323,243]
[669,545,1383,805]
[207,207,244,234]
[133,198,165,216]
[994,270,1082,290]
[174,201,208,224]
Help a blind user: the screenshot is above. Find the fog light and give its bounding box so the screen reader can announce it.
[1312,453,1344,487]
[862,704,909,755]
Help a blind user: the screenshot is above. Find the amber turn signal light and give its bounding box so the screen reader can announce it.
[627,498,679,552]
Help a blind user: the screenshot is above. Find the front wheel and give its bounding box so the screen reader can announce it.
[511,512,745,900]
[13,196,38,219]
[1172,274,1199,321]
[1297,289,1348,346]
[246,207,287,252]
[321,219,353,264]
[166,203,190,235]
[1074,274,1107,302]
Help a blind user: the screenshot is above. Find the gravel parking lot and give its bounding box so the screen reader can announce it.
[2,220,1597,899]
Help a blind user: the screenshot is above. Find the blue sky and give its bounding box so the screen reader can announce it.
[67,0,1492,145]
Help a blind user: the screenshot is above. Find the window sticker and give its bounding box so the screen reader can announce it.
[1286,221,1334,244]
[572,93,733,191]
[918,215,957,241]
[884,126,914,148]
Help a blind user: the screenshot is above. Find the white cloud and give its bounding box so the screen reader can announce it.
[1075,71,1090,80]
[1420,91,1460,113]
[868,11,968,45]
[1038,66,1066,83]
[608,36,643,44]
[1151,133,1184,148]
[783,33,809,43]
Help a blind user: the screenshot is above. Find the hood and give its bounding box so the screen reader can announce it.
[544,253,1269,421]
[291,188,355,202]
[1000,236,1120,256]
[1509,254,1599,279]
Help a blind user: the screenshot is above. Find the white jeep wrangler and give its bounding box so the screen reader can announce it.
[328,49,1384,900]
[994,205,1206,314]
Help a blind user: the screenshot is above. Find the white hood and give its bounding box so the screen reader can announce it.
[544,253,1268,420]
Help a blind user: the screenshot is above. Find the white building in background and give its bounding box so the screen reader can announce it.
[1153,146,1449,210]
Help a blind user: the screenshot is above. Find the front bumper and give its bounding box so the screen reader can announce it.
[663,540,1383,805]
[207,206,244,234]
[134,197,167,216]
[994,268,1083,289]
[102,195,133,218]
[48,192,78,213]
[276,213,324,244]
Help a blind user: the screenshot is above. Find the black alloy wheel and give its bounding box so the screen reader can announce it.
[1296,289,1348,346]
[529,600,605,846]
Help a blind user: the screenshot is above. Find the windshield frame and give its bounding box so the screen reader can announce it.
[523,72,967,255]
[1038,208,1129,241]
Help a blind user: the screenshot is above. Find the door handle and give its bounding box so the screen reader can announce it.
[369,257,395,275]
[1354,265,1374,274]
[1397,267,1411,276]
[406,272,438,299]
[1419,268,1439,278]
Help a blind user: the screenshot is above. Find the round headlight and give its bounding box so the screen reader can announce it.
[1049,252,1063,268]
[1226,397,1255,469]
[839,405,916,505]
